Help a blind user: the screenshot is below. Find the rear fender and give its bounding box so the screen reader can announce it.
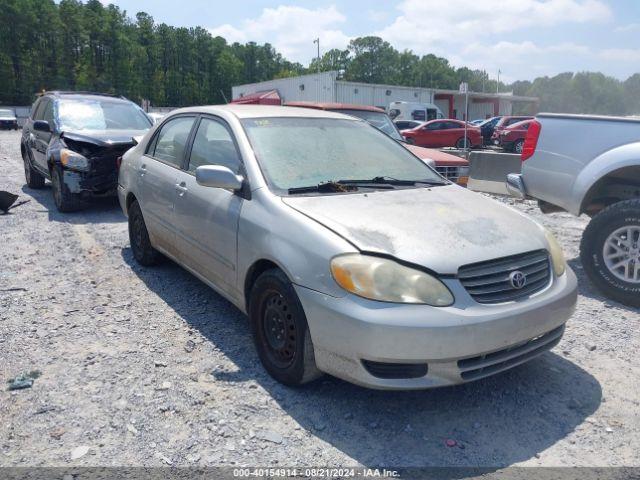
[571,142,640,215]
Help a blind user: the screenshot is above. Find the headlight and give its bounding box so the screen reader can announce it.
[330,254,454,306]
[544,229,566,276]
[60,149,89,171]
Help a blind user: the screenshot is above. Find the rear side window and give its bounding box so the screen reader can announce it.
[188,118,241,174]
[148,116,195,167]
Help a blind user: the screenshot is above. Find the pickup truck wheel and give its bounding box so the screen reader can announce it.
[514,139,524,154]
[128,200,161,266]
[23,151,45,189]
[51,167,82,212]
[580,199,640,307]
[249,269,322,386]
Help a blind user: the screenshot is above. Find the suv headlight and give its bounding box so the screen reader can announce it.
[330,254,454,306]
[544,229,566,276]
[60,149,89,171]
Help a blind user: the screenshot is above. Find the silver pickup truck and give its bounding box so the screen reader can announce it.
[507,113,640,307]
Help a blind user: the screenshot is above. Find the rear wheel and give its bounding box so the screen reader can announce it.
[22,149,45,189]
[51,167,82,212]
[128,200,161,266]
[580,199,640,307]
[405,137,415,145]
[249,269,322,386]
[456,137,472,149]
[514,139,524,154]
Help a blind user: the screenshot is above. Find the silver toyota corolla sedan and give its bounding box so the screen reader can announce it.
[118,105,577,390]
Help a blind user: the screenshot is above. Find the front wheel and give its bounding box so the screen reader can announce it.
[249,269,322,386]
[580,199,640,307]
[51,167,82,212]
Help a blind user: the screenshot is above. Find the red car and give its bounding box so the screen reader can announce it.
[284,102,470,186]
[401,119,482,149]
[490,115,534,145]
[496,119,532,153]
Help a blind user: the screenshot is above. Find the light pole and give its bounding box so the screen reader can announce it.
[496,69,501,94]
[313,38,320,101]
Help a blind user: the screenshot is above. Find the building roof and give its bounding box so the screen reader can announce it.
[284,101,384,113]
[231,89,281,105]
[168,104,358,120]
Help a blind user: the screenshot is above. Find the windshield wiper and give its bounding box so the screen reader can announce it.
[337,176,448,186]
[287,181,360,195]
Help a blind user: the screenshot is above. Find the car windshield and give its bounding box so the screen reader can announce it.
[333,109,404,141]
[57,99,152,131]
[0,109,15,118]
[241,117,443,194]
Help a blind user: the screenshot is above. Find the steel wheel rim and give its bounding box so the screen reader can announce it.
[515,141,523,154]
[602,225,640,283]
[262,291,296,368]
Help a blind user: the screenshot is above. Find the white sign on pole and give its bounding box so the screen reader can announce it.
[459,82,468,94]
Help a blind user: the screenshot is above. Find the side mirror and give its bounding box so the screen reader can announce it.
[196,165,244,191]
[33,120,50,133]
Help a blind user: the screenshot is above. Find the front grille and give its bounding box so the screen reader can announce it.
[435,165,460,182]
[457,325,564,381]
[362,360,428,379]
[90,144,133,175]
[458,249,551,304]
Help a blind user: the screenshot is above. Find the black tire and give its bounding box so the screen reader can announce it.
[580,199,640,307]
[51,166,82,212]
[249,269,322,386]
[514,139,524,154]
[456,137,472,149]
[405,137,415,145]
[22,149,45,189]
[128,200,161,266]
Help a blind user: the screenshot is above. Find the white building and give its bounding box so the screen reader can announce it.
[232,71,539,120]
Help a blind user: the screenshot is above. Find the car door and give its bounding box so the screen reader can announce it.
[32,98,54,171]
[422,121,447,147]
[138,115,196,259]
[172,115,244,298]
[444,121,463,146]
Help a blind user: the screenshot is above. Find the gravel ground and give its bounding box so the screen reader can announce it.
[0,129,638,469]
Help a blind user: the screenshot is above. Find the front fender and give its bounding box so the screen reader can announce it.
[570,141,640,215]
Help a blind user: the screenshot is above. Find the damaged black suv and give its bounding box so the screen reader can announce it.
[20,91,152,212]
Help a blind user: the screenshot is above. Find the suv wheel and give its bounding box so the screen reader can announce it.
[51,167,82,212]
[580,199,640,307]
[23,150,45,189]
[128,200,161,266]
[249,269,322,386]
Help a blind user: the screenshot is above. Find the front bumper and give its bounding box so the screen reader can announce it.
[296,267,577,389]
[62,168,118,197]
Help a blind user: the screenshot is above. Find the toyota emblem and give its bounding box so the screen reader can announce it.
[509,270,527,289]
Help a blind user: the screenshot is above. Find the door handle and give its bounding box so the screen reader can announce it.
[175,182,188,196]
[139,164,147,176]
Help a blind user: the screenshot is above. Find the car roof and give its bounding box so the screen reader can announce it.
[41,91,135,104]
[168,104,359,120]
[284,101,385,113]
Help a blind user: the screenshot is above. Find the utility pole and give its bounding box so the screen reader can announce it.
[497,69,501,94]
[313,38,320,101]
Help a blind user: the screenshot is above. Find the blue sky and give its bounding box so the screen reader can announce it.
[102,0,640,82]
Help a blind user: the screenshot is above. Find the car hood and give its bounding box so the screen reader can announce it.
[61,129,149,147]
[282,185,548,274]
[0,116,17,121]
[403,144,469,166]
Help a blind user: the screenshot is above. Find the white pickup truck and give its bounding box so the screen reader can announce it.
[507,113,640,307]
